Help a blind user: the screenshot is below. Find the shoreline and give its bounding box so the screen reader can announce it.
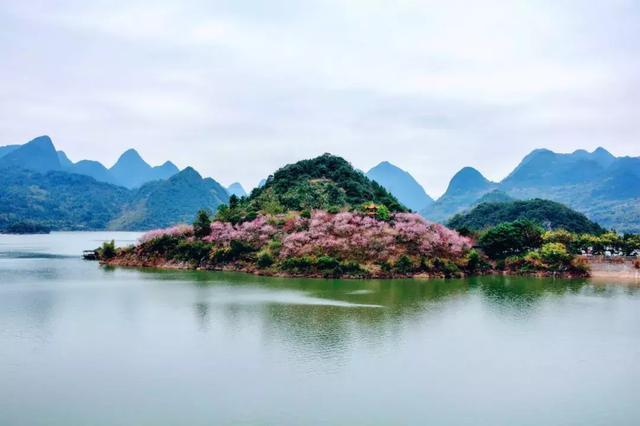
[102,256,590,280]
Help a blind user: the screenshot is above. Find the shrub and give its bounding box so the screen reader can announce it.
[210,247,233,263]
[543,229,578,253]
[539,242,572,269]
[327,206,340,214]
[503,255,524,271]
[465,249,492,273]
[317,255,340,270]
[281,256,315,271]
[173,240,211,263]
[395,255,414,274]
[634,259,640,270]
[339,260,363,274]
[375,204,390,221]
[300,209,311,219]
[378,260,392,273]
[143,234,180,256]
[441,259,461,277]
[256,252,274,268]
[523,250,544,270]
[99,240,116,259]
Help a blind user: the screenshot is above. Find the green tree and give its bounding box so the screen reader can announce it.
[375,204,391,221]
[539,242,572,269]
[479,219,544,259]
[99,240,116,259]
[193,209,212,238]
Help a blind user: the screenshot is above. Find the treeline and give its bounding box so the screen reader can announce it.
[469,219,640,275]
[448,199,604,235]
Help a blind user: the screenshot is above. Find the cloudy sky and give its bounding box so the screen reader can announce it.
[2,0,640,196]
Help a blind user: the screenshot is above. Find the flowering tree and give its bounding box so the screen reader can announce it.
[139,224,194,243]
[139,211,471,264]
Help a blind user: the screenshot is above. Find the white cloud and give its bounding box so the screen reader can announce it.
[1,0,639,195]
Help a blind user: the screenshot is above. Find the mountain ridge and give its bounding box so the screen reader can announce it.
[366,161,433,212]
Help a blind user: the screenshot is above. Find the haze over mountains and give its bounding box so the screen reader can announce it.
[0,136,181,188]
[366,162,433,212]
[0,136,228,230]
[419,147,640,232]
[1,135,639,232]
[226,182,247,198]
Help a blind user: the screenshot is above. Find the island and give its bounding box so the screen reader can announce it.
[94,154,639,279]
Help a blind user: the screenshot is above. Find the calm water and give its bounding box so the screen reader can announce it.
[1,232,639,425]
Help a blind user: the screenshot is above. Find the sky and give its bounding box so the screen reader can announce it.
[1,0,640,197]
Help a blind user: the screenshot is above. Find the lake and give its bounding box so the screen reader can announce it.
[1,232,639,425]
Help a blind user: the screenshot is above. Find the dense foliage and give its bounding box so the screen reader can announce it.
[0,167,131,231]
[0,166,228,231]
[448,199,604,234]
[118,211,473,278]
[110,168,228,230]
[475,219,640,275]
[216,154,406,223]
[478,220,544,259]
[0,221,51,234]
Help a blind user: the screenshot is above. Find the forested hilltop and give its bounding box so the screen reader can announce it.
[448,199,604,234]
[216,154,406,223]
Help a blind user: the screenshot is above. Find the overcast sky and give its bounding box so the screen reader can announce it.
[2,0,640,196]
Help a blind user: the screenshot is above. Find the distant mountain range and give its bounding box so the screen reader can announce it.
[0,136,180,188]
[1,136,639,232]
[0,136,229,231]
[366,161,433,212]
[226,182,247,197]
[419,147,640,232]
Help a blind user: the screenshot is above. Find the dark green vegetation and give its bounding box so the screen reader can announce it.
[109,168,228,230]
[0,221,51,234]
[476,220,588,274]
[0,168,131,231]
[0,136,227,231]
[475,219,640,275]
[421,148,640,232]
[448,199,604,234]
[216,154,406,222]
[0,167,228,231]
[366,161,433,211]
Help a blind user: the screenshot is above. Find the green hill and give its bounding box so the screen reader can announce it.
[447,199,604,234]
[221,154,406,220]
[0,166,228,232]
[0,168,130,231]
[110,167,228,230]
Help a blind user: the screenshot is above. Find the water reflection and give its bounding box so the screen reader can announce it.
[2,233,640,426]
[126,268,609,362]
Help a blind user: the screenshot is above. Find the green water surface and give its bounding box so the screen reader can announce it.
[1,232,639,425]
